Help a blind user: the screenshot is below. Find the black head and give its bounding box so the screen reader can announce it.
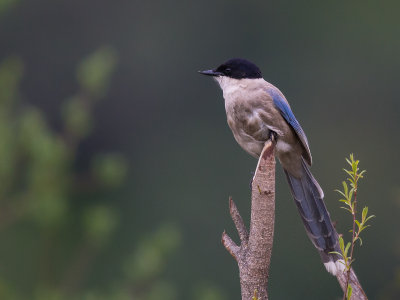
[199,58,262,79]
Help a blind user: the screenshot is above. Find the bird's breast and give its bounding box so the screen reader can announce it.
[224,90,272,158]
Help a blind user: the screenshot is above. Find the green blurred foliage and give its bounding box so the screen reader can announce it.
[34,287,65,300]
[81,289,131,300]
[0,0,18,15]
[0,43,220,299]
[91,154,128,188]
[145,281,177,300]
[193,283,227,300]
[0,49,186,299]
[0,57,22,196]
[84,205,118,245]
[62,96,92,140]
[77,47,117,98]
[124,224,181,284]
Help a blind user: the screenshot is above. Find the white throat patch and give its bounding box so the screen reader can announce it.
[214,76,241,91]
[214,76,266,96]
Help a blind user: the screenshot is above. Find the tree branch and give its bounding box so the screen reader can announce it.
[222,139,367,299]
[337,265,368,299]
[222,140,275,300]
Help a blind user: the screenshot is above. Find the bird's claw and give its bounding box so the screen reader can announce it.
[269,131,277,143]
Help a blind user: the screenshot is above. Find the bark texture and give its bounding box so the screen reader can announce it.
[337,268,368,300]
[222,140,275,300]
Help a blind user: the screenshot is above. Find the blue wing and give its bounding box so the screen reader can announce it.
[270,89,312,165]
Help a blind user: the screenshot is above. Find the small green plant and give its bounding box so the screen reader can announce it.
[332,154,374,299]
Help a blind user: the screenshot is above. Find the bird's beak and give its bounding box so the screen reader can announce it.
[198,69,222,76]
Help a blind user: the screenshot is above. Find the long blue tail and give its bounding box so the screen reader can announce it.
[284,158,342,275]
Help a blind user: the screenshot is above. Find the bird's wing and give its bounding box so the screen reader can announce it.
[269,89,312,165]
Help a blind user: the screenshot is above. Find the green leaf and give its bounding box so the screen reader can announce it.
[329,251,343,257]
[344,169,353,177]
[340,207,353,213]
[349,181,355,189]
[338,260,347,266]
[348,189,354,201]
[336,189,346,198]
[336,193,346,199]
[347,284,353,299]
[344,242,351,257]
[355,220,360,229]
[362,207,368,221]
[339,236,345,252]
[358,224,371,234]
[365,215,375,223]
[342,181,348,197]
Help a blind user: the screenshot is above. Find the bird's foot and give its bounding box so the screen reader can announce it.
[269,131,278,143]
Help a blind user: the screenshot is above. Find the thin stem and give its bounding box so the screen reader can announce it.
[344,184,358,300]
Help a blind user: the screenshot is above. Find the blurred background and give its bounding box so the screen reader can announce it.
[0,0,399,299]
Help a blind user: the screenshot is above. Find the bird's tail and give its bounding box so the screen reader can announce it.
[284,158,344,275]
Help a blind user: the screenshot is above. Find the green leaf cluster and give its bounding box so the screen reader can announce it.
[335,154,374,247]
[333,154,375,299]
[336,154,366,214]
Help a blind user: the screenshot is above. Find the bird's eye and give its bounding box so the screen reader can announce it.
[225,68,231,74]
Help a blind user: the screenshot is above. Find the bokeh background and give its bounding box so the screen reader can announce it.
[0,0,399,299]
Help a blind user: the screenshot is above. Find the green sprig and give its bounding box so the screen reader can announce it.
[334,154,374,300]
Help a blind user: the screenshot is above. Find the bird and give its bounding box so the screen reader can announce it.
[199,58,343,275]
